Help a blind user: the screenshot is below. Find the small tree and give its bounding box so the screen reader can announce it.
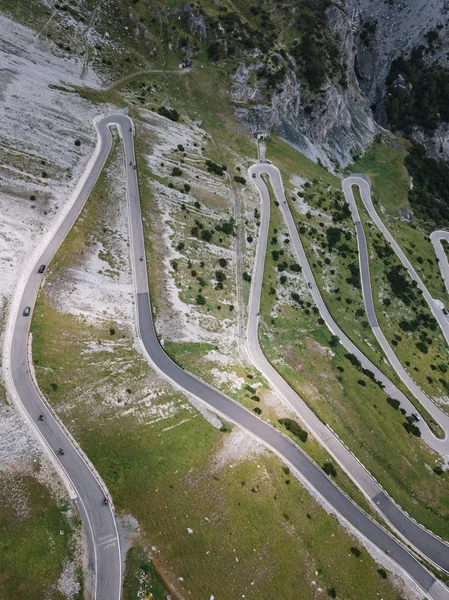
[172,166,183,176]
[196,294,206,305]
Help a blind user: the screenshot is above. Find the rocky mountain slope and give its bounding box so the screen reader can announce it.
[352,0,449,159]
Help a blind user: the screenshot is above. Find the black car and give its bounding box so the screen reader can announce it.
[23,306,31,316]
[38,264,46,274]
[443,307,449,316]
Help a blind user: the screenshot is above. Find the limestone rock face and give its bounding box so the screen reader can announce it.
[232,2,376,169]
[352,0,449,158]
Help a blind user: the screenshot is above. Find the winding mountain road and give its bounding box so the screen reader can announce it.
[6,114,449,600]
[342,178,449,455]
[6,115,127,600]
[341,178,449,446]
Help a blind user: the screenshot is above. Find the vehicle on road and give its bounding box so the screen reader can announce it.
[38,264,46,273]
[140,256,144,261]
[252,173,256,178]
[38,414,44,421]
[411,413,421,422]
[133,165,137,170]
[443,307,449,315]
[129,161,132,166]
[103,497,109,505]
[58,447,65,456]
[23,306,31,316]
[308,282,313,289]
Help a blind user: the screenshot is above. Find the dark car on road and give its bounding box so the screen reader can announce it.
[23,306,31,316]
[411,413,420,422]
[38,264,46,273]
[443,307,449,316]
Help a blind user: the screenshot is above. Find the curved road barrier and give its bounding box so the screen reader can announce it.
[6,114,449,599]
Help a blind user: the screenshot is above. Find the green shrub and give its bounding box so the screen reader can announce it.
[416,341,429,354]
[205,159,225,176]
[386,397,401,410]
[216,218,235,235]
[234,175,246,185]
[377,568,387,579]
[172,166,183,176]
[329,335,339,347]
[403,421,421,437]
[278,418,308,443]
[196,294,206,305]
[322,462,337,477]
[201,230,212,242]
[158,106,179,121]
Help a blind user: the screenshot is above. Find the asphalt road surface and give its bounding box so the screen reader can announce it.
[7,114,449,600]
[342,177,449,453]
[248,163,449,597]
[345,176,449,347]
[431,230,449,298]
[8,115,127,600]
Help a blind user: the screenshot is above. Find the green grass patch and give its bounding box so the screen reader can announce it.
[0,471,79,600]
[122,546,169,600]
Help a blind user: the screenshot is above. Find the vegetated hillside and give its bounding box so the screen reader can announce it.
[0,0,375,168]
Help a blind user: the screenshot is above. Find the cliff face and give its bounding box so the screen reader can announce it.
[232,2,376,169]
[352,0,449,159]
